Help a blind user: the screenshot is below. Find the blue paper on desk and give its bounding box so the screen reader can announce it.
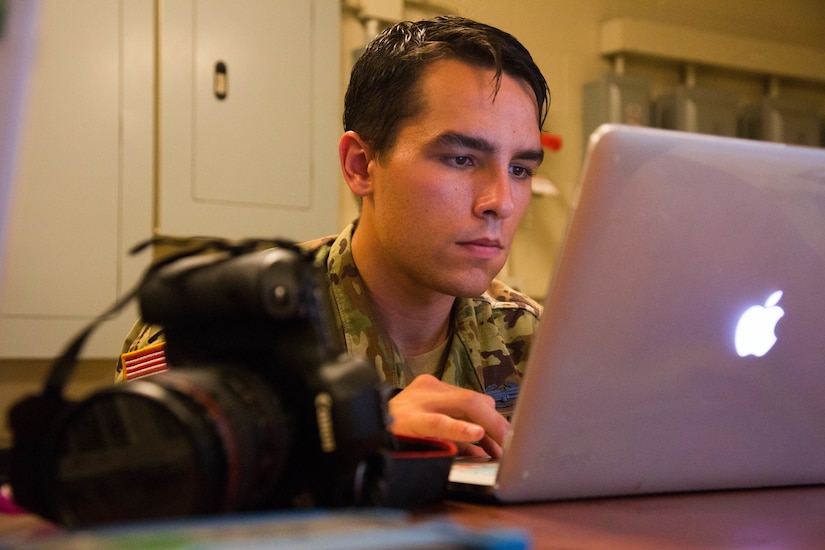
[11,509,529,549]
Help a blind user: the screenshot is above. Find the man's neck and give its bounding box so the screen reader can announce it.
[367,287,455,358]
[350,227,456,357]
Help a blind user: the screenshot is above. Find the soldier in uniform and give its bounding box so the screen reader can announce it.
[118,15,550,458]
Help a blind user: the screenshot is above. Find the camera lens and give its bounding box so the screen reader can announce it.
[47,367,291,526]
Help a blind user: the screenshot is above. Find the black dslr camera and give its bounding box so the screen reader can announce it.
[9,242,395,527]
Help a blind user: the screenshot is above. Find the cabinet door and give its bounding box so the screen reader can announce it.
[0,0,154,358]
[157,0,340,240]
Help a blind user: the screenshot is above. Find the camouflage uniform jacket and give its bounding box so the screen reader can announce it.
[312,224,542,412]
[117,224,542,411]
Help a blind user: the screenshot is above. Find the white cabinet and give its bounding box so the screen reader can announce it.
[157,0,341,239]
[0,0,153,359]
[0,0,340,358]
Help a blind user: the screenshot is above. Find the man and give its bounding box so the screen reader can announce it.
[118,15,550,458]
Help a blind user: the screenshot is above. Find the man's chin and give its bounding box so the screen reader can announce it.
[441,275,499,299]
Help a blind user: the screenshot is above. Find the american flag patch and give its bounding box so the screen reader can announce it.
[121,342,168,380]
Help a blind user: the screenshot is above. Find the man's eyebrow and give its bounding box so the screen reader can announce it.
[431,131,544,164]
[517,147,545,165]
[432,132,496,154]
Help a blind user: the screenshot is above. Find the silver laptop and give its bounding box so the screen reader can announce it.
[449,124,825,503]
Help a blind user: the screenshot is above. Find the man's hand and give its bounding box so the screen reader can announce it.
[387,374,509,457]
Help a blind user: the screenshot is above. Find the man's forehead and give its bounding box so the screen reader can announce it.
[416,59,541,126]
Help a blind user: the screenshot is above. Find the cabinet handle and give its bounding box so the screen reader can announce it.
[214,61,228,100]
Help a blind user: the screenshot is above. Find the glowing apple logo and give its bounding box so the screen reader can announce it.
[734,291,785,358]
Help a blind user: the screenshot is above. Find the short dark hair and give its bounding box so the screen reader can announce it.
[343,15,550,159]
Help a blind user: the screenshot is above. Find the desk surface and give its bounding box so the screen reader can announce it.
[2,486,825,548]
[435,486,825,549]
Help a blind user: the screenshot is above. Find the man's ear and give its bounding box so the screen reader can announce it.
[339,131,374,197]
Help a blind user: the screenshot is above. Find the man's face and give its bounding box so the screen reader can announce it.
[361,59,544,299]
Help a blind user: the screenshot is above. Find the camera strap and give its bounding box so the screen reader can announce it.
[44,235,306,399]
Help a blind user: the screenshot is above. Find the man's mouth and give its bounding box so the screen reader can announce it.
[457,238,504,259]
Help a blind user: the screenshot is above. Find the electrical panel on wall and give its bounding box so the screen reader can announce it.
[740,97,823,146]
[582,73,651,143]
[157,0,340,242]
[653,85,739,137]
[594,18,825,149]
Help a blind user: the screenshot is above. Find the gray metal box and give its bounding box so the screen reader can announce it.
[654,85,739,137]
[583,74,651,142]
[740,97,823,147]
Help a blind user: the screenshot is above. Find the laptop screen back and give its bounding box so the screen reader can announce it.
[492,125,825,502]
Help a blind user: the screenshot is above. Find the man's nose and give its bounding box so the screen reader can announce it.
[473,167,516,219]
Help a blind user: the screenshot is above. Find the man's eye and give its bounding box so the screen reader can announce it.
[449,156,472,167]
[510,165,535,178]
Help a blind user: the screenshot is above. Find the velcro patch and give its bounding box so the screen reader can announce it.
[121,342,168,380]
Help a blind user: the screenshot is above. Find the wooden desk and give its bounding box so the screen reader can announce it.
[3,486,825,548]
[434,486,825,549]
